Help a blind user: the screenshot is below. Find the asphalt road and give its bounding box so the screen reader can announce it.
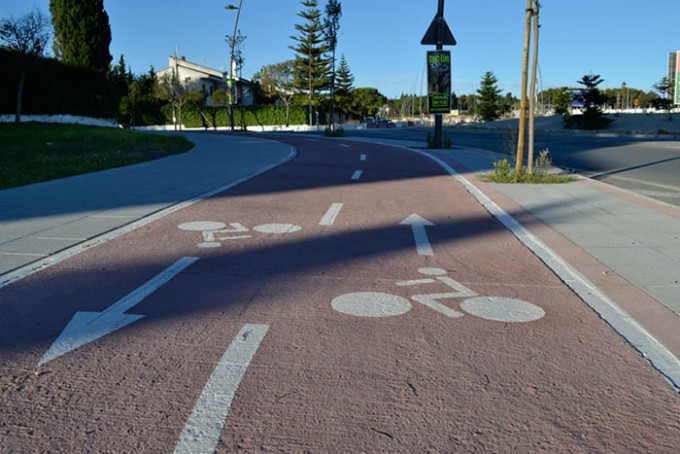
[1,136,679,452]
[345,127,680,205]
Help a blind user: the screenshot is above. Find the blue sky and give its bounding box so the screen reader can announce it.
[2,1,679,98]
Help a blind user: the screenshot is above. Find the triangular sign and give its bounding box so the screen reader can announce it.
[421,17,457,46]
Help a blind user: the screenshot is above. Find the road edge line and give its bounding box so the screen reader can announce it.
[409,147,680,392]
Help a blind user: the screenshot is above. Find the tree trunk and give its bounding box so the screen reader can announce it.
[15,71,27,124]
[515,0,533,176]
[527,1,540,174]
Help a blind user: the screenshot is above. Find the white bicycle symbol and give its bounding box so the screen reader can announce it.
[332,267,545,323]
[178,221,302,248]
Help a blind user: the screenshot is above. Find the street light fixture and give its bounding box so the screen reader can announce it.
[225,1,243,131]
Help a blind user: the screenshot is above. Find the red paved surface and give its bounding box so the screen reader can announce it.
[1,135,679,452]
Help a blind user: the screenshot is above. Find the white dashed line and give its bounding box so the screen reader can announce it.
[175,324,269,454]
[320,203,344,226]
[351,170,363,180]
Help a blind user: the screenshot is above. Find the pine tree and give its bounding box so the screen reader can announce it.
[49,0,112,72]
[290,0,330,125]
[334,54,354,120]
[476,71,502,122]
[565,74,611,130]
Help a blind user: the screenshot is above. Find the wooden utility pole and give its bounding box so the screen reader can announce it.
[527,1,540,174]
[515,0,533,175]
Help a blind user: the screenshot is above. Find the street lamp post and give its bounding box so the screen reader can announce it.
[225,1,243,132]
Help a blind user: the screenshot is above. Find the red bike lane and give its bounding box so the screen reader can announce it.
[1,135,678,452]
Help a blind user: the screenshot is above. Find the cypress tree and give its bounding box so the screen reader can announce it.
[290,0,330,125]
[49,0,112,72]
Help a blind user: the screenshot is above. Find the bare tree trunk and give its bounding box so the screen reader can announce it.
[515,0,533,176]
[15,72,27,124]
[527,1,540,174]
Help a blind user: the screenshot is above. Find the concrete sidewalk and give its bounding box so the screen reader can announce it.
[0,133,295,283]
[431,146,680,318]
[430,145,680,383]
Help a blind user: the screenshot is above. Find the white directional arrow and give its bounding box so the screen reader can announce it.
[400,214,435,256]
[38,256,199,367]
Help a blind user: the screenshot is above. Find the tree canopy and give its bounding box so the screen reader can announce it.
[290,0,330,123]
[351,87,386,119]
[49,0,112,72]
[476,71,503,122]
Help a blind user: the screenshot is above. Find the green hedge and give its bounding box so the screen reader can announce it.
[171,105,309,128]
[0,49,118,119]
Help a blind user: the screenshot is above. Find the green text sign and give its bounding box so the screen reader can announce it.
[427,51,452,114]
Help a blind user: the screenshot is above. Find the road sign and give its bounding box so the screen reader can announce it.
[421,0,457,46]
[427,51,452,114]
[421,17,457,46]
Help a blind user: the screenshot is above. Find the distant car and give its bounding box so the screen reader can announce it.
[376,119,395,128]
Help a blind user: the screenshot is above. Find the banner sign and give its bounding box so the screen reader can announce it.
[427,51,452,114]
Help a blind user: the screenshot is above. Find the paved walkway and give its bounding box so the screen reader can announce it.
[432,146,680,317]
[0,133,295,282]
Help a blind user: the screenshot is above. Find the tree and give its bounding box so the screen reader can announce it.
[515,0,533,175]
[475,71,502,122]
[290,0,330,126]
[324,0,342,130]
[226,29,247,130]
[334,54,354,121]
[155,71,202,131]
[0,8,51,123]
[527,0,540,174]
[565,74,611,130]
[552,87,572,115]
[652,76,674,118]
[256,61,296,126]
[351,87,386,119]
[49,0,112,72]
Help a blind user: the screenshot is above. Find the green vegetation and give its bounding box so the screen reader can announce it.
[49,0,112,72]
[0,123,193,189]
[290,0,330,125]
[476,71,503,122]
[482,149,576,184]
[324,126,344,137]
[563,74,612,130]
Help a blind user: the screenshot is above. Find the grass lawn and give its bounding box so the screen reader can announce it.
[0,122,194,190]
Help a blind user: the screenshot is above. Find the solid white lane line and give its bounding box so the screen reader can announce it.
[411,147,680,392]
[175,324,270,454]
[351,170,363,180]
[320,203,344,226]
[360,154,367,161]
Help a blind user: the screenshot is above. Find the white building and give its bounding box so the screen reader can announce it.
[157,55,253,106]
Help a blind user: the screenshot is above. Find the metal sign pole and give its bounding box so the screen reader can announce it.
[421,0,456,148]
[434,0,444,149]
